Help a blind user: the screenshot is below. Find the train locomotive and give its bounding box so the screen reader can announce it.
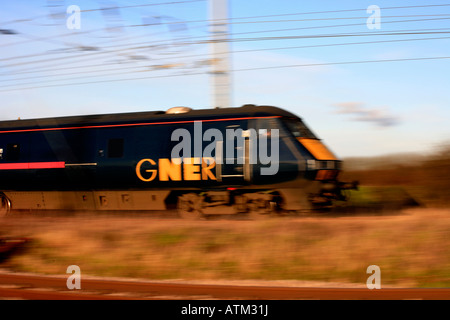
[0,104,357,218]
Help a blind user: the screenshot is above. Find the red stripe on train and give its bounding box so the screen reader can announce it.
[0,162,65,170]
[0,116,281,134]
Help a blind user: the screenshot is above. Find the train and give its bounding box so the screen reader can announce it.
[0,104,357,218]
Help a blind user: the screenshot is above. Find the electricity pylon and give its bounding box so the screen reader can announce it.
[209,0,231,108]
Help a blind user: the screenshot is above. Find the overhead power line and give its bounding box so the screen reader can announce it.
[3,23,450,72]
[224,29,450,43]
[0,0,206,26]
[2,35,450,85]
[80,0,206,12]
[125,13,450,27]
[3,11,450,54]
[2,5,450,49]
[210,14,450,25]
[2,2,450,27]
[212,3,450,21]
[2,2,450,94]
[1,55,449,93]
[1,5,449,73]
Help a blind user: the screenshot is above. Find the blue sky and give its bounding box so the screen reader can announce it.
[0,0,449,157]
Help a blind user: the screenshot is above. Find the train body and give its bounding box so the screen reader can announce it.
[0,104,356,217]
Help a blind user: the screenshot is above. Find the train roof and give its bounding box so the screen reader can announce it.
[0,104,300,131]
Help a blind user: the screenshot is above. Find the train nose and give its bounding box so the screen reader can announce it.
[299,138,340,181]
[297,138,337,161]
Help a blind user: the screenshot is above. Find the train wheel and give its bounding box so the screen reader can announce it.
[233,195,248,214]
[0,194,11,217]
[248,200,271,219]
[177,193,204,220]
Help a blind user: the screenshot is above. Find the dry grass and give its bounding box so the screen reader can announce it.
[1,208,450,288]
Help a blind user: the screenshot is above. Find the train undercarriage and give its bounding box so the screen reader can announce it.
[176,182,358,219]
[0,179,358,219]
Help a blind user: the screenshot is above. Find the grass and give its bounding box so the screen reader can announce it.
[1,208,450,287]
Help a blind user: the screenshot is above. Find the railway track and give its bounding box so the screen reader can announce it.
[0,272,449,300]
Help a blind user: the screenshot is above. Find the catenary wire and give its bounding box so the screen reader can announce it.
[1,55,449,92]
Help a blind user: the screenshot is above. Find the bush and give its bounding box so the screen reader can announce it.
[341,145,450,207]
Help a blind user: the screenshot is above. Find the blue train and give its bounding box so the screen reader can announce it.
[0,104,356,218]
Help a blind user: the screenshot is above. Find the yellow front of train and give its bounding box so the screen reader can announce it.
[283,118,358,207]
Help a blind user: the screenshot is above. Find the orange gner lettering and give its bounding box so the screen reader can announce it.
[136,158,158,182]
[136,157,216,182]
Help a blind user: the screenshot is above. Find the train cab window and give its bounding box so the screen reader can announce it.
[283,119,317,139]
[5,143,20,161]
[107,138,124,158]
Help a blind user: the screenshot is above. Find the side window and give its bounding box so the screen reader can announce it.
[108,138,124,158]
[6,143,20,161]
